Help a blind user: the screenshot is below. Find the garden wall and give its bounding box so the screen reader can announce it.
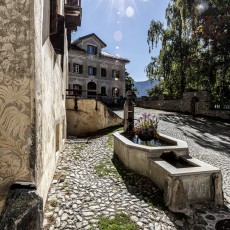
[66,98,123,137]
[136,91,230,120]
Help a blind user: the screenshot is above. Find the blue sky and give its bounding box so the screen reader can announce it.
[72,0,170,82]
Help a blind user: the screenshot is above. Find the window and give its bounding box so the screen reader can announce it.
[112,70,120,78]
[112,87,119,97]
[101,68,107,77]
[73,63,83,74]
[88,66,97,76]
[87,45,97,54]
[101,86,106,96]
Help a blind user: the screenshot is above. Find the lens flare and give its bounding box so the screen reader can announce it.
[114,31,123,42]
[197,2,209,14]
[126,6,135,18]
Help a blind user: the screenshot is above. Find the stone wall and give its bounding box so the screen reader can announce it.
[0,0,67,213]
[136,91,230,120]
[66,98,123,137]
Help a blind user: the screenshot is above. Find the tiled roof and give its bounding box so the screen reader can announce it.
[101,51,130,63]
[72,33,106,48]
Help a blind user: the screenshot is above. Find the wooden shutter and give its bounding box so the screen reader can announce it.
[50,15,65,55]
[79,65,83,74]
[93,67,97,76]
[50,0,58,34]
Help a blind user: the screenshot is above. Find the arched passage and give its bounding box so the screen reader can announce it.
[87,82,97,98]
[191,96,199,115]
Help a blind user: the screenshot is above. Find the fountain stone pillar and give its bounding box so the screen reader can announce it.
[124,90,134,132]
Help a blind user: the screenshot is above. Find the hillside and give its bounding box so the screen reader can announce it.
[134,79,159,97]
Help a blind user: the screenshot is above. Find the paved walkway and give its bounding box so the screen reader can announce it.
[43,108,230,230]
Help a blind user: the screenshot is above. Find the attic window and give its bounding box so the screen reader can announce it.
[112,70,120,78]
[87,45,97,54]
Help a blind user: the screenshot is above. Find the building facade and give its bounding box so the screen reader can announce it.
[0,0,81,219]
[68,33,130,99]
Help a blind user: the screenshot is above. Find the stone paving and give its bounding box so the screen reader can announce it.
[43,108,230,230]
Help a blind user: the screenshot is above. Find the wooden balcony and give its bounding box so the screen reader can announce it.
[65,0,82,30]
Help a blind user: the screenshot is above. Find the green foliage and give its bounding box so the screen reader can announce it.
[146,0,230,102]
[125,71,138,97]
[98,213,138,230]
[49,199,58,207]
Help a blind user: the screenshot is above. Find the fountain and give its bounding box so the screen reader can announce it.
[113,91,224,214]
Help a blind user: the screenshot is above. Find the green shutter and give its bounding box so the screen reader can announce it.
[79,65,83,74]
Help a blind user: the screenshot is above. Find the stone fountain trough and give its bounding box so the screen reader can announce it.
[113,131,223,213]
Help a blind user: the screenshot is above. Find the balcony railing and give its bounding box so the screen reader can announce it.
[64,0,82,30]
[65,0,81,7]
[211,102,230,110]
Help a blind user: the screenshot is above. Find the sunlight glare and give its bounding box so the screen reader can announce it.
[126,6,135,18]
[197,2,209,14]
[114,31,123,42]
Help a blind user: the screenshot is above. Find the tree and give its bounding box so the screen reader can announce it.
[125,71,138,97]
[146,0,230,102]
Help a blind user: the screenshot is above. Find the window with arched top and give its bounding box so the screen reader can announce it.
[87,82,97,98]
[112,87,119,97]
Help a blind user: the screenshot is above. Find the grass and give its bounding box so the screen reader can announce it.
[74,143,85,152]
[94,161,120,178]
[62,166,70,170]
[49,199,58,207]
[73,143,85,160]
[98,213,138,230]
[106,127,123,148]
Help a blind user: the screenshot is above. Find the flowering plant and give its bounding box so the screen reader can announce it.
[133,113,159,140]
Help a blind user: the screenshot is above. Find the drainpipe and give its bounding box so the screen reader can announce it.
[74,95,78,111]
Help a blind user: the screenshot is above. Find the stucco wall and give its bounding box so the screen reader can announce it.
[0,0,67,212]
[66,99,123,137]
[34,0,67,205]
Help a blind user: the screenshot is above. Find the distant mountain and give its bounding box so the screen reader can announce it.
[134,79,159,97]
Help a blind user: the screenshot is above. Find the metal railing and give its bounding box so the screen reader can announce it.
[66,89,100,99]
[211,102,230,110]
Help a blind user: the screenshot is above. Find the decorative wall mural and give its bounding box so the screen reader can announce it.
[0,77,31,193]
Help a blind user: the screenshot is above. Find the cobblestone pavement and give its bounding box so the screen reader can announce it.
[43,108,230,230]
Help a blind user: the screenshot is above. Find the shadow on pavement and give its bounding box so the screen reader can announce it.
[112,154,230,230]
[159,113,230,155]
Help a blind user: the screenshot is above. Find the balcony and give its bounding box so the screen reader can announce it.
[64,0,82,30]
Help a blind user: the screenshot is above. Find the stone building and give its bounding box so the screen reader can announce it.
[0,0,81,226]
[68,33,130,99]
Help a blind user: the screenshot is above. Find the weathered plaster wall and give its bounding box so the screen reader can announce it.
[66,99,123,136]
[0,0,67,212]
[0,0,35,211]
[34,0,67,205]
